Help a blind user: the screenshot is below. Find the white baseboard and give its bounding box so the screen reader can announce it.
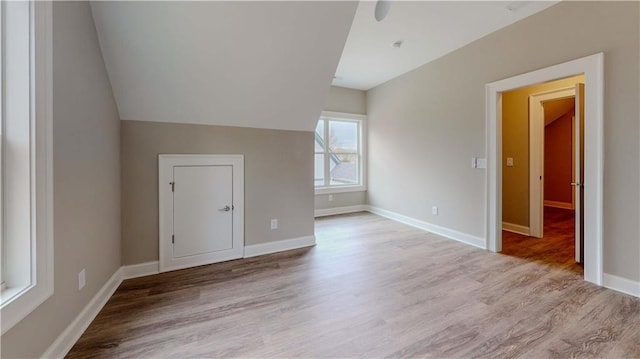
[366,206,485,249]
[42,268,123,359]
[315,204,368,217]
[364,206,639,299]
[244,235,316,258]
[603,273,640,298]
[122,261,159,280]
[544,200,574,210]
[502,222,531,236]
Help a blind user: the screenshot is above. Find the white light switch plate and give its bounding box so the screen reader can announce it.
[476,158,487,169]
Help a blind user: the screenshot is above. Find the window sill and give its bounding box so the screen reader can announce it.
[315,185,366,195]
[1,280,53,335]
[0,285,29,306]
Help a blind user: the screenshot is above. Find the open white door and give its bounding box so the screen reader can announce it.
[159,155,244,272]
[573,84,585,263]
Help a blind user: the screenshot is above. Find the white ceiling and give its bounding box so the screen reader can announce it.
[90,1,358,131]
[333,1,559,90]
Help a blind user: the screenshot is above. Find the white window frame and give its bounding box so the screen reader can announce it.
[0,0,4,293]
[314,111,366,195]
[0,1,53,335]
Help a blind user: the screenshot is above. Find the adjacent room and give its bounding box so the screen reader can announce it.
[1,1,639,358]
[501,75,584,271]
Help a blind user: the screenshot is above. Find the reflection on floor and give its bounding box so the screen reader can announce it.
[502,206,581,274]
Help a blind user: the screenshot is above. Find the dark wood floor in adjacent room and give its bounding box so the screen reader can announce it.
[67,212,640,358]
[502,206,581,272]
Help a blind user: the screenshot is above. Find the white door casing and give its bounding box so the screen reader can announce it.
[528,87,576,238]
[159,155,244,272]
[486,53,604,286]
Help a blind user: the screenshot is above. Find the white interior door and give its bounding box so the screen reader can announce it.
[574,84,585,263]
[173,166,233,258]
[159,155,244,272]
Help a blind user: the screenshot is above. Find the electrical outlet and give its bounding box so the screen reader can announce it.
[271,219,278,230]
[78,269,86,291]
[506,157,514,167]
[328,194,334,201]
[432,206,439,216]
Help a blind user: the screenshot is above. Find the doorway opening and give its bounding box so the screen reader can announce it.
[486,53,604,286]
[500,76,583,270]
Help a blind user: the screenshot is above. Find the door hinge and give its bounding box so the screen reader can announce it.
[170,181,175,192]
[172,234,174,244]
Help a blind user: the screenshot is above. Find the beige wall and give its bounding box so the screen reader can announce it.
[502,75,583,226]
[315,191,367,211]
[316,86,368,212]
[367,1,639,281]
[1,2,122,357]
[545,110,574,205]
[121,120,314,265]
[324,85,367,115]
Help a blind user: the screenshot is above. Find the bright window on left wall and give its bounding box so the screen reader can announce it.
[0,1,53,335]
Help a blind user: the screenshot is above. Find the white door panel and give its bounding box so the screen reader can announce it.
[575,83,585,263]
[173,165,233,258]
[159,155,244,272]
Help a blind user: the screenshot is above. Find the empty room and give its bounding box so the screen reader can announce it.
[1,1,639,358]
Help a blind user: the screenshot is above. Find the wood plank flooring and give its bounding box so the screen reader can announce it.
[502,207,581,273]
[67,212,640,358]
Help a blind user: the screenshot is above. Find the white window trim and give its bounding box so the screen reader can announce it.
[314,111,367,195]
[0,0,4,293]
[0,1,53,335]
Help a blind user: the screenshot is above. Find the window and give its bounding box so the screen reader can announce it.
[314,111,366,194]
[0,1,53,335]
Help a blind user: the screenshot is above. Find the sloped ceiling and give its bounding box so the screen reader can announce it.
[90,1,358,131]
[333,1,559,90]
[544,98,575,126]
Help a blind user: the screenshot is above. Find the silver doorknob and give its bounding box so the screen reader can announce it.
[219,205,231,212]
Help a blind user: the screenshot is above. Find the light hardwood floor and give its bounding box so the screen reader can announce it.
[67,212,640,358]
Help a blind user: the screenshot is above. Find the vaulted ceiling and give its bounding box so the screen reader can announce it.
[333,1,559,90]
[90,1,358,131]
[91,1,561,131]
[544,98,575,126]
